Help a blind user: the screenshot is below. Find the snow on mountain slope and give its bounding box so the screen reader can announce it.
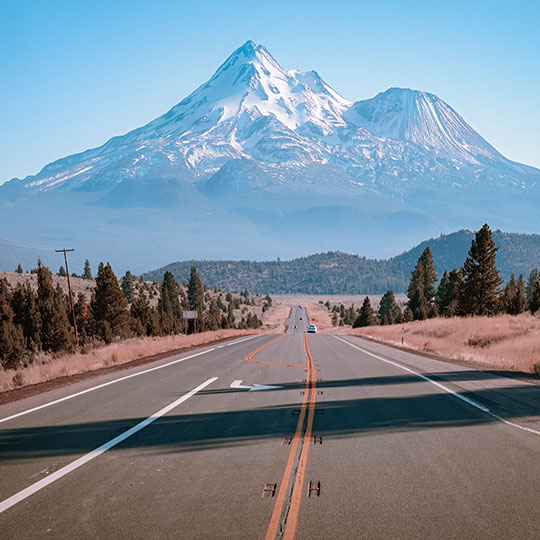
[1,40,539,272]
[343,87,504,164]
[4,40,537,201]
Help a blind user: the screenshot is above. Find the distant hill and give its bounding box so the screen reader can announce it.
[142,229,540,294]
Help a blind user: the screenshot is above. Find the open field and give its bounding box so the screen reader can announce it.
[351,313,540,374]
[272,293,407,309]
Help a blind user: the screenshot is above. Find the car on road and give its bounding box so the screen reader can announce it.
[307,324,317,333]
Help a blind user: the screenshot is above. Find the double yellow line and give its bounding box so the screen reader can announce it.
[247,334,317,540]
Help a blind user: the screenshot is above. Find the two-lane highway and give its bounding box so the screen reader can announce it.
[1,306,540,539]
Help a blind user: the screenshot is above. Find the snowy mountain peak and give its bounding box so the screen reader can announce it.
[343,87,502,162]
[137,41,352,172]
[4,41,537,200]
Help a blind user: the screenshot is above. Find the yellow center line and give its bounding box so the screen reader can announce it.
[263,333,317,540]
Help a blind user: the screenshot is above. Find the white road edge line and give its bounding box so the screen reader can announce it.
[334,336,540,437]
[0,376,218,514]
[0,335,260,425]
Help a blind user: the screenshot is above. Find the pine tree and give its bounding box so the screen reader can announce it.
[407,247,437,320]
[436,268,464,317]
[353,297,378,327]
[462,224,502,316]
[0,279,25,369]
[187,266,204,331]
[503,274,527,315]
[15,264,23,274]
[378,290,402,325]
[158,272,184,334]
[58,266,67,277]
[11,282,41,351]
[90,262,131,343]
[130,291,158,336]
[36,260,73,353]
[83,259,92,280]
[529,279,540,314]
[344,305,356,326]
[73,293,91,345]
[225,300,235,328]
[205,299,221,331]
[526,268,539,303]
[121,271,135,302]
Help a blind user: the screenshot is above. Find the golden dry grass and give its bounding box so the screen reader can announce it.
[304,303,335,332]
[0,329,258,393]
[261,302,291,334]
[352,313,540,373]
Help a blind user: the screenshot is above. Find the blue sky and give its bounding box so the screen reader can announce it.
[1,0,539,182]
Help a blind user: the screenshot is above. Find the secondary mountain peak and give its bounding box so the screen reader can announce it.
[344,86,502,163]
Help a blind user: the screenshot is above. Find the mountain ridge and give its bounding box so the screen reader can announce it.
[1,40,539,273]
[142,229,540,294]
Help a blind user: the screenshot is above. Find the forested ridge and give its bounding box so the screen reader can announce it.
[143,230,540,294]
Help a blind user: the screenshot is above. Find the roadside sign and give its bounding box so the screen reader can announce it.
[183,310,197,319]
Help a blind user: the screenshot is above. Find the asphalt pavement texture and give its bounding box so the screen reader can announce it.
[1,305,540,539]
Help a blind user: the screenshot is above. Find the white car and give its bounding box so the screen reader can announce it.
[307,324,317,333]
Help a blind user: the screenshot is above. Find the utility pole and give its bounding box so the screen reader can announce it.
[56,248,79,347]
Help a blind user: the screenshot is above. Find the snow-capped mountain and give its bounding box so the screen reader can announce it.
[1,41,539,273]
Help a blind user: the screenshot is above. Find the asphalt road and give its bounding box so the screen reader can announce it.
[1,306,540,539]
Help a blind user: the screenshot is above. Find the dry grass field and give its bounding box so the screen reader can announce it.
[272,293,407,310]
[0,329,259,393]
[0,296,291,393]
[352,314,540,374]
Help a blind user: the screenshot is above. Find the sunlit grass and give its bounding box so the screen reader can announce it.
[353,313,540,373]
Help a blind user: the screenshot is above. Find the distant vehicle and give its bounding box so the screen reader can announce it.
[307,324,317,333]
[299,316,303,320]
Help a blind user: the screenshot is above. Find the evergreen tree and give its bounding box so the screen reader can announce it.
[15,264,23,274]
[344,305,356,326]
[58,266,67,277]
[36,260,72,352]
[83,259,93,280]
[73,293,91,345]
[158,271,183,334]
[11,282,41,351]
[529,279,540,314]
[90,262,131,343]
[526,268,539,302]
[121,271,136,302]
[462,224,502,316]
[436,268,465,317]
[378,290,402,325]
[503,274,527,315]
[130,291,158,336]
[225,300,235,328]
[0,279,25,369]
[353,297,378,327]
[407,247,437,320]
[205,299,221,331]
[187,266,204,331]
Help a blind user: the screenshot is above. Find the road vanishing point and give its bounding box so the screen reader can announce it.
[1,305,540,539]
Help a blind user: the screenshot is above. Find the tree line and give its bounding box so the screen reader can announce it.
[1,262,262,370]
[142,230,540,295]
[332,224,540,327]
